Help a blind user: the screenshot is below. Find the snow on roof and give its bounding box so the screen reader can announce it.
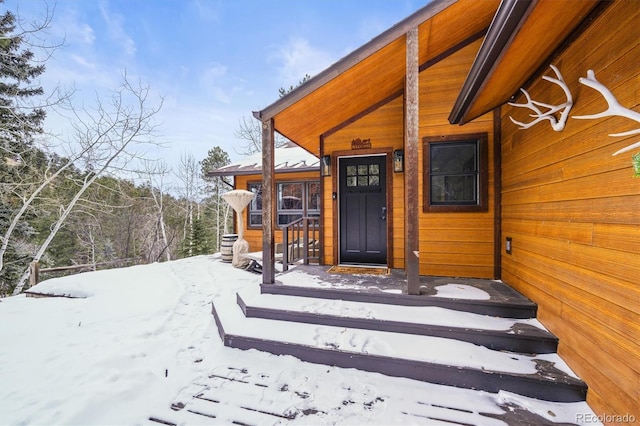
[209,142,319,176]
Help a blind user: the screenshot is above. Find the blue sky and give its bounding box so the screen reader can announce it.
[6,0,425,172]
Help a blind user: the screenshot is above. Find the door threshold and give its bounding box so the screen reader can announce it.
[337,263,388,269]
[329,264,391,275]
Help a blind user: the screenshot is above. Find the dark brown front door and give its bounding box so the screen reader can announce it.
[339,155,387,265]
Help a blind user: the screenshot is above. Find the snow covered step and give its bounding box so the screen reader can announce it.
[147,362,560,426]
[237,289,558,354]
[211,295,587,403]
[260,280,538,318]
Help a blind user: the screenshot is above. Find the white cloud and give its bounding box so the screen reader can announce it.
[76,23,95,45]
[68,53,95,70]
[188,0,222,22]
[56,15,95,47]
[203,63,228,81]
[98,1,136,57]
[198,63,250,105]
[357,16,390,43]
[270,37,335,88]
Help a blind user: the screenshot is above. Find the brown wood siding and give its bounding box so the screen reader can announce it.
[418,39,495,278]
[276,38,406,155]
[322,96,405,266]
[234,171,320,254]
[500,0,640,420]
[269,0,500,157]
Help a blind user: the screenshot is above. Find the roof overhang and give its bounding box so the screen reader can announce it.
[450,0,602,124]
[253,0,501,156]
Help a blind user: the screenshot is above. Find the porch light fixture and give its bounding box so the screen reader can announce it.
[321,155,331,176]
[393,149,404,173]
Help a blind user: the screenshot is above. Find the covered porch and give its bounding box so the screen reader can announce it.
[253,0,600,294]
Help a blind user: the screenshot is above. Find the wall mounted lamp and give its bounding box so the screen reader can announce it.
[393,149,404,173]
[321,155,331,176]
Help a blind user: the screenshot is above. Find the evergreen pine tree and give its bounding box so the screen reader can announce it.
[0,4,46,155]
[0,3,47,293]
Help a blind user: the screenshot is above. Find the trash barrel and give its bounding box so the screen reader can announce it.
[220,234,238,263]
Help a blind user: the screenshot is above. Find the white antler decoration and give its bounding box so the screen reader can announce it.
[573,70,640,156]
[509,65,573,132]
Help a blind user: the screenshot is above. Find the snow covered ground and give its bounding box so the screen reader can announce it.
[0,255,599,425]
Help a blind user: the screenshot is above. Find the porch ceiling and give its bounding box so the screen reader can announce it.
[254,0,500,156]
[452,0,602,124]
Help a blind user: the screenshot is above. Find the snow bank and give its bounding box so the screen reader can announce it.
[0,255,599,425]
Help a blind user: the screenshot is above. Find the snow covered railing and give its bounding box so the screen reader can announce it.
[281,217,320,271]
[26,258,142,288]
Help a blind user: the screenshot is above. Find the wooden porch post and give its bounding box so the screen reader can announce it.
[405,27,420,295]
[262,118,276,284]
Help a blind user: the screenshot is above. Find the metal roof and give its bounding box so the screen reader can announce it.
[207,142,319,176]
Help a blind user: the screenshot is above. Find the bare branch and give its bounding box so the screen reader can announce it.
[234,116,291,156]
[12,73,163,294]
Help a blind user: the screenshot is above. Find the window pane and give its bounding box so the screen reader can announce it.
[431,143,477,173]
[249,184,262,211]
[358,176,368,186]
[423,134,487,212]
[347,166,357,176]
[278,213,303,226]
[358,165,368,175]
[307,182,320,211]
[369,175,379,186]
[347,176,357,187]
[431,175,477,204]
[249,213,262,226]
[369,164,379,175]
[278,182,303,210]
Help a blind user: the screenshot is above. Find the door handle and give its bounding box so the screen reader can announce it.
[381,206,387,221]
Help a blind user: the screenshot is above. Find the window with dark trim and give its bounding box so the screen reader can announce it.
[247,180,320,228]
[423,133,488,213]
[248,183,263,226]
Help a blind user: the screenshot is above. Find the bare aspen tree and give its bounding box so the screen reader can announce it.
[138,159,172,262]
[175,153,201,257]
[12,74,163,294]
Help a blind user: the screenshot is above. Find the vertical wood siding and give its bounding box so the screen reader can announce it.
[322,96,405,266]
[418,39,495,278]
[501,0,640,419]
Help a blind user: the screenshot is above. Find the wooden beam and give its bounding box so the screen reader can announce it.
[405,27,420,295]
[493,107,502,280]
[449,0,535,124]
[262,118,275,284]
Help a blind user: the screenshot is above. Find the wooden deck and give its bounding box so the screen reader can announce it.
[210,265,588,403]
[264,265,538,318]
